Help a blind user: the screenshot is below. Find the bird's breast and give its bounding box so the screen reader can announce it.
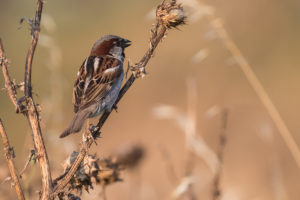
[103,69,124,108]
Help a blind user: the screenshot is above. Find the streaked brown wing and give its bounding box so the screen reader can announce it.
[73,55,122,113]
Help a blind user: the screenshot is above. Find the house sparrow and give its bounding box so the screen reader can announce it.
[60,35,131,138]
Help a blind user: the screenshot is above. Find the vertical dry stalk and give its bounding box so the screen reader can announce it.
[24,0,43,97]
[204,7,300,169]
[212,109,228,200]
[0,119,25,200]
[22,1,53,199]
[25,98,53,199]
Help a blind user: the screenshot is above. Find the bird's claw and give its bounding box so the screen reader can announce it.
[113,105,118,113]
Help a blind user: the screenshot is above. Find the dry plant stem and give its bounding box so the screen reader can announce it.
[24,0,53,199]
[25,98,53,199]
[0,119,25,200]
[212,110,228,200]
[19,150,36,178]
[205,13,300,169]
[53,24,167,196]
[1,35,52,199]
[0,40,19,109]
[24,0,43,97]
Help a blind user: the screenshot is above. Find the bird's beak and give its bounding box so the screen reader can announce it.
[122,39,131,48]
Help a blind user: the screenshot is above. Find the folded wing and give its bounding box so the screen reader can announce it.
[73,56,122,113]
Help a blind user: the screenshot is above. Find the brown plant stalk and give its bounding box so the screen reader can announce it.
[0,0,53,199]
[0,119,25,200]
[0,39,21,112]
[24,0,43,97]
[23,1,53,199]
[52,0,185,197]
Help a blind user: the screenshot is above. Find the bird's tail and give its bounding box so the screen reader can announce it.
[60,109,90,138]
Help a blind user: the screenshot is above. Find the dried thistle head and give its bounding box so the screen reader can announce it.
[62,152,99,193]
[156,0,186,28]
[62,151,121,195]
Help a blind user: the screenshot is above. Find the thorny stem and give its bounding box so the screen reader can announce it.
[24,0,43,97]
[0,39,21,112]
[22,1,53,199]
[0,119,25,200]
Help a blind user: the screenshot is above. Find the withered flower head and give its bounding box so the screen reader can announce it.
[61,151,121,194]
[156,0,186,28]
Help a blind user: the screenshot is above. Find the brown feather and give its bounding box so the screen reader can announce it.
[73,55,122,113]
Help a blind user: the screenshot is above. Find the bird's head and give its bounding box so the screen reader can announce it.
[90,35,131,61]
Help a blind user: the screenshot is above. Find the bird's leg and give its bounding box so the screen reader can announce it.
[85,118,98,145]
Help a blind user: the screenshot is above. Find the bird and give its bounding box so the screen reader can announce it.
[60,35,131,138]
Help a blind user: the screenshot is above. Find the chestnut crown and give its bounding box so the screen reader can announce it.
[90,35,131,58]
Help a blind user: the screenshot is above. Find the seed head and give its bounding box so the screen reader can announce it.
[156,0,186,29]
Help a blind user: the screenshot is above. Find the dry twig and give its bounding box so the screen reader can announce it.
[0,119,25,200]
[0,40,24,113]
[19,149,36,178]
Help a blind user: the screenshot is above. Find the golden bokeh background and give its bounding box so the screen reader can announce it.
[0,0,300,199]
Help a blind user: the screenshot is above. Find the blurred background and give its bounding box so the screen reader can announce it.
[0,0,300,199]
